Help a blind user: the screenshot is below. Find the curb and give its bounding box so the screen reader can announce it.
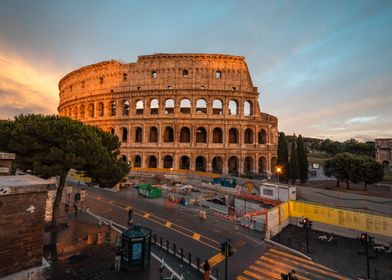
[264,239,312,260]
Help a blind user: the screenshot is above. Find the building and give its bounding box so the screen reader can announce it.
[375,138,392,166]
[0,152,15,176]
[0,153,55,279]
[58,53,278,175]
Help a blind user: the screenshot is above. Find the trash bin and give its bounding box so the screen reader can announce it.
[120,224,152,271]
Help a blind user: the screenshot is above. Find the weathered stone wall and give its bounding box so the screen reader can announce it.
[58,53,278,175]
[0,191,46,277]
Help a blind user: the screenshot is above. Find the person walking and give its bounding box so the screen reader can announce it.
[114,246,123,271]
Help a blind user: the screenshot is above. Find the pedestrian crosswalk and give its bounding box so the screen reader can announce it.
[236,248,352,280]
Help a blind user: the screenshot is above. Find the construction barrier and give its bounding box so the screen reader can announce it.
[131,167,221,178]
[266,201,290,239]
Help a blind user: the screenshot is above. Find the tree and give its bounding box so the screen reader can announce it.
[277,132,289,182]
[297,135,309,185]
[289,135,299,184]
[324,158,340,187]
[362,158,384,191]
[0,114,129,227]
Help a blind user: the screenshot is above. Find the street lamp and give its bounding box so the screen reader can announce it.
[276,166,282,183]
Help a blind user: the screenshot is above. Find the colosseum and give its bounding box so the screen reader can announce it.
[58,53,278,176]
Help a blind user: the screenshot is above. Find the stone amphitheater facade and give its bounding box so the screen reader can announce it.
[58,53,278,176]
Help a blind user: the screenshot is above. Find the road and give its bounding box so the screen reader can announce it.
[77,185,353,280]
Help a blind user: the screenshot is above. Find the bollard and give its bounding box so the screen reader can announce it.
[160,237,163,248]
[173,243,177,257]
[196,257,200,271]
[180,248,184,260]
[166,240,170,252]
[188,252,192,266]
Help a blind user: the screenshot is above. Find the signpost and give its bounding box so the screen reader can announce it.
[80,189,86,212]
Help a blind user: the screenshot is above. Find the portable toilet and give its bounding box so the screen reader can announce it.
[121,224,152,271]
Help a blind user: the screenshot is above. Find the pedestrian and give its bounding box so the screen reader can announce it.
[73,203,78,218]
[128,208,134,225]
[114,246,123,271]
[203,260,210,280]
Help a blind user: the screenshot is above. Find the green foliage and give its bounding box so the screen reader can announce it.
[297,135,309,184]
[277,132,289,182]
[323,152,383,190]
[1,114,129,225]
[289,136,299,184]
[315,138,375,157]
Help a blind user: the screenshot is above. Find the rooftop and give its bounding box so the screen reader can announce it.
[0,174,56,195]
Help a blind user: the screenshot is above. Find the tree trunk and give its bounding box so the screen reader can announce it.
[363,182,367,191]
[51,169,69,228]
[346,181,350,189]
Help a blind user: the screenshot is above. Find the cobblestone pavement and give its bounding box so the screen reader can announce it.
[272,225,392,280]
[45,206,201,279]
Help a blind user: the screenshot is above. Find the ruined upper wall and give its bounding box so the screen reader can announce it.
[58,53,256,102]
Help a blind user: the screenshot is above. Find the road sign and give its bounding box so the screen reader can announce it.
[80,189,87,202]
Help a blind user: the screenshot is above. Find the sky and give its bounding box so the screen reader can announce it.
[0,0,391,142]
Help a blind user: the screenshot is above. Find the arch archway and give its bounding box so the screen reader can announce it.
[87,103,94,117]
[121,155,127,162]
[109,127,115,135]
[212,157,223,174]
[196,99,207,113]
[196,127,207,143]
[165,99,174,114]
[213,127,223,143]
[258,129,267,144]
[244,128,254,144]
[135,127,143,143]
[244,156,253,173]
[136,100,144,115]
[163,155,173,169]
[121,127,128,142]
[212,99,223,115]
[228,156,239,175]
[180,98,191,114]
[148,156,157,168]
[79,104,85,118]
[150,98,159,115]
[180,156,190,170]
[180,127,190,143]
[195,156,206,172]
[229,128,239,144]
[229,100,238,115]
[109,101,116,116]
[149,127,158,142]
[134,155,142,168]
[164,127,174,142]
[244,101,253,116]
[122,100,130,116]
[97,102,104,117]
[258,157,267,174]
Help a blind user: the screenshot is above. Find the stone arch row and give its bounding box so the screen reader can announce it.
[121,154,277,175]
[61,97,255,118]
[113,125,271,145]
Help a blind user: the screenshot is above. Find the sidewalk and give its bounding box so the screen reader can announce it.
[272,225,392,280]
[45,206,190,279]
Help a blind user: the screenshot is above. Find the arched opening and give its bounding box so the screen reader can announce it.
[110,101,116,116]
[87,103,94,117]
[79,104,85,118]
[180,127,190,143]
[196,99,207,113]
[149,127,158,143]
[135,127,142,143]
[134,155,142,168]
[180,98,191,114]
[164,127,174,142]
[73,106,78,118]
[196,127,207,143]
[258,129,267,144]
[212,157,223,174]
[121,155,127,162]
[163,155,173,169]
[382,160,390,167]
[244,101,253,116]
[228,156,239,176]
[271,156,277,172]
[229,128,239,144]
[122,100,130,116]
[244,128,254,144]
[121,127,128,142]
[244,157,253,173]
[148,156,157,168]
[213,127,223,143]
[195,156,206,172]
[229,100,238,115]
[212,99,223,115]
[97,102,104,117]
[180,156,190,170]
[110,127,115,135]
[136,100,144,115]
[165,99,174,114]
[259,157,267,174]
[150,98,159,115]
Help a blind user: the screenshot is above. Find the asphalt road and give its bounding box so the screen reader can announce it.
[79,186,268,280]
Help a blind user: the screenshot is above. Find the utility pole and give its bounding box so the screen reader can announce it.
[300,217,312,255]
[220,239,234,280]
[360,232,373,279]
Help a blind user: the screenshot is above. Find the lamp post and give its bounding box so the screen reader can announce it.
[276,166,282,201]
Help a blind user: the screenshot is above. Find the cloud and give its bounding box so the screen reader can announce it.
[0,51,60,119]
[345,116,380,124]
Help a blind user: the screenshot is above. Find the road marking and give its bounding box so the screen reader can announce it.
[126,206,132,211]
[192,233,201,240]
[96,196,103,200]
[249,265,280,280]
[236,276,250,280]
[243,270,264,280]
[165,221,172,228]
[208,252,225,267]
[143,213,150,218]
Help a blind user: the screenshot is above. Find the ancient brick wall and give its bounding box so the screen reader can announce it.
[0,191,46,277]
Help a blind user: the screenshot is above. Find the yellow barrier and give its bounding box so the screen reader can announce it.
[131,167,221,178]
[288,201,392,237]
